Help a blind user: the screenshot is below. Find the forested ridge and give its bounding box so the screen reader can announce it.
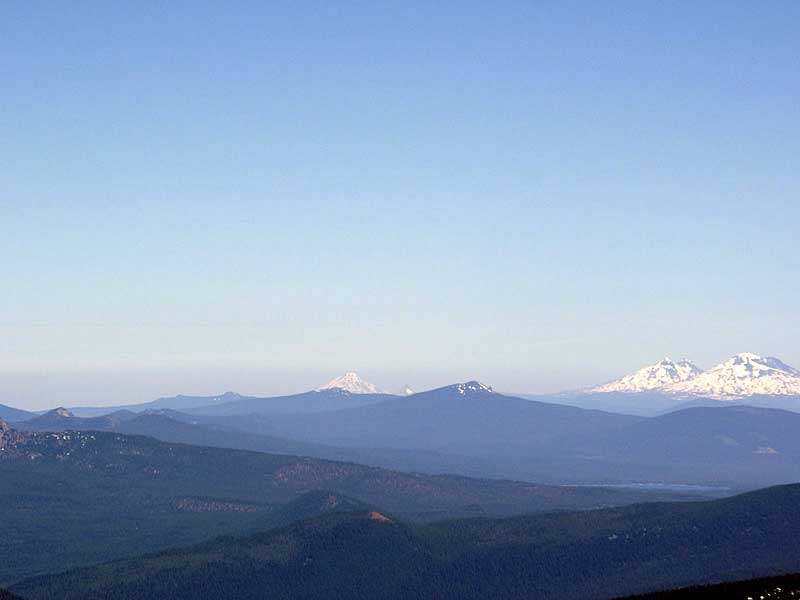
[13,484,800,600]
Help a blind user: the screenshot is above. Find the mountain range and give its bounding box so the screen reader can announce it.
[591,353,800,399]
[48,355,800,425]
[0,415,689,587]
[5,363,800,498]
[67,391,252,418]
[16,383,800,488]
[188,386,396,417]
[591,357,701,393]
[17,357,800,426]
[68,373,395,418]
[5,366,800,599]
[221,381,642,455]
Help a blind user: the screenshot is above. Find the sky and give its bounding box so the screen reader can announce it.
[1,1,799,408]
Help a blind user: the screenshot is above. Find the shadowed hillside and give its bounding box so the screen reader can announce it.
[13,484,800,600]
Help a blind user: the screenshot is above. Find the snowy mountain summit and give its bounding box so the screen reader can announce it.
[317,372,385,394]
[668,353,800,398]
[590,353,800,399]
[591,357,701,393]
[455,381,494,395]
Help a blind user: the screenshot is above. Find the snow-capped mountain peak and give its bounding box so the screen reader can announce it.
[591,357,701,393]
[668,353,800,398]
[455,381,494,395]
[317,372,384,394]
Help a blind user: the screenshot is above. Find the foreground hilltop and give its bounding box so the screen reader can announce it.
[13,484,800,600]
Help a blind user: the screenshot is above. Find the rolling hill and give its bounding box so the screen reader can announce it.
[0,418,682,586]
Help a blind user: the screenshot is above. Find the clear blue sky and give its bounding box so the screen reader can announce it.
[2,2,798,408]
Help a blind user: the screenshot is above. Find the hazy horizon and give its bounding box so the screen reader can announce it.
[3,2,798,409]
[2,350,798,410]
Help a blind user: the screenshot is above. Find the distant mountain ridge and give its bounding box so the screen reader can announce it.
[69,391,250,418]
[65,373,394,418]
[20,407,137,432]
[9,355,800,424]
[0,403,36,423]
[188,387,396,417]
[17,394,800,487]
[68,386,395,419]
